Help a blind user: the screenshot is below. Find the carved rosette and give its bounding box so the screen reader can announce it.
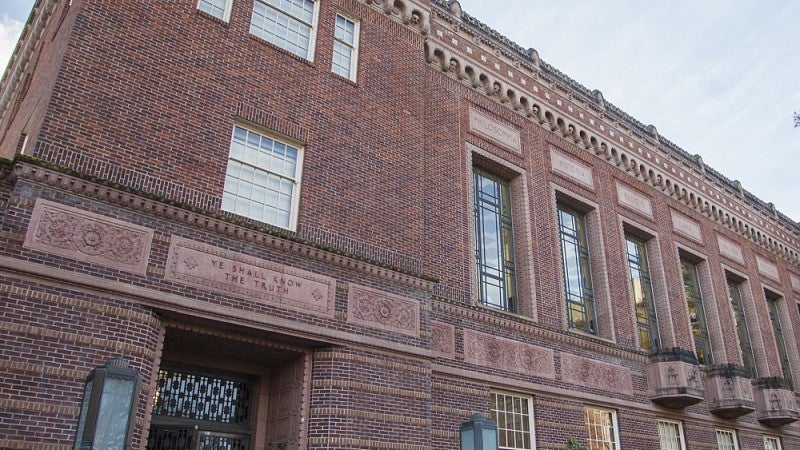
[346,285,420,337]
[23,199,153,274]
[704,364,755,419]
[462,330,554,379]
[753,378,799,427]
[645,348,704,408]
[430,321,455,359]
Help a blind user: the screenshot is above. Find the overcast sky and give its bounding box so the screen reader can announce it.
[1,1,799,221]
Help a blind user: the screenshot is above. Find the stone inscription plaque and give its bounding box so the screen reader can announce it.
[791,274,800,292]
[551,149,594,189]
[617,183,653,219]
[166,237,335,316]
[671,211,703,243]
[347,284,420,337]
[24,198,153,275]
[469,108,521,152]
[560,353,633,396]
[717,235,744,264]
[463,329,555,379]
[756,256,779,281]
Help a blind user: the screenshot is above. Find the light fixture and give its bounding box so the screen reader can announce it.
[460,412,498,450]
[74,357,142,450]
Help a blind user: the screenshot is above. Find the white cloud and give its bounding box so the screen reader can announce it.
[455,0,800,220]
[0,14,25,75]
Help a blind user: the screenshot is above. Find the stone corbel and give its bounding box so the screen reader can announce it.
[365,0,429,35]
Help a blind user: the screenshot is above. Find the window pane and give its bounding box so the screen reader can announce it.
[332,14,358,80]
[681,259,712,364]
[490,392,534,450]
[558,205,596,333]
[626,236,658,350]
[767,295,794,388]
[250,0,316,60]
[764,436,782,450]
[728,278,756,377]
[474,170,517,312]
[657,419,684,450]
[222,126,302,229]
[197,0,230,20]
[584,407,617,450]
[715,429,738,450]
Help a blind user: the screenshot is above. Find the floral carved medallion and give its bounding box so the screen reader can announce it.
[346,285,420,337]
[431,322,455,359]
[463,329,555,379]
[23,199,153,274]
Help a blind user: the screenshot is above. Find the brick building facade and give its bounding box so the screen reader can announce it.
[1,0,799,449]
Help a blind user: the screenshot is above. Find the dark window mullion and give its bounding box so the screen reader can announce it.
[728,279,756,377]
[767,298,793,389]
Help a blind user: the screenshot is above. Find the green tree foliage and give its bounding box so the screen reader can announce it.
[565,437,589,450]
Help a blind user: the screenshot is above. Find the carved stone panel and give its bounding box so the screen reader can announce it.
[166,237,335,317]
[430,321,455,359]
[791,274,800,292]
[704,365,755,419]
[617,183,653,219]
[754,385,799,427]
[717,235,744,264]
[671,211,703,243]
[645,349,704,408]
[463,329,555,379]
[550,149,594,189]
[560,353,633,396]
[347,284,420,338]
[469,108,521,153]
[756,256,779,281]
[23,198,153,275]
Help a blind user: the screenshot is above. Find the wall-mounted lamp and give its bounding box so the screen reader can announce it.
[460,412,498,450]
[73,357,141,450]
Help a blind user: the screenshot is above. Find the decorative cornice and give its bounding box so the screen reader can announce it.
[361,0,430,35]
[423,36,800,268]
[0,0,58,129]
[10,160,436,290]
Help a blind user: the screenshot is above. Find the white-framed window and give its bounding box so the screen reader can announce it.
[490,391,535,450]
[250,0,320,61]
[584,406,619,450]
[197,0,233,21]
[657,419,685,450]
[764,436,782,450]
[221,125,304,230]
[716,429,739,450]
[332,13,359,80]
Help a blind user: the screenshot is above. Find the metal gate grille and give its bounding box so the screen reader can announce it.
[147,428,250,450]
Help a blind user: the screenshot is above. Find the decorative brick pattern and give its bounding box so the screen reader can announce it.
[23,198,153,274]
